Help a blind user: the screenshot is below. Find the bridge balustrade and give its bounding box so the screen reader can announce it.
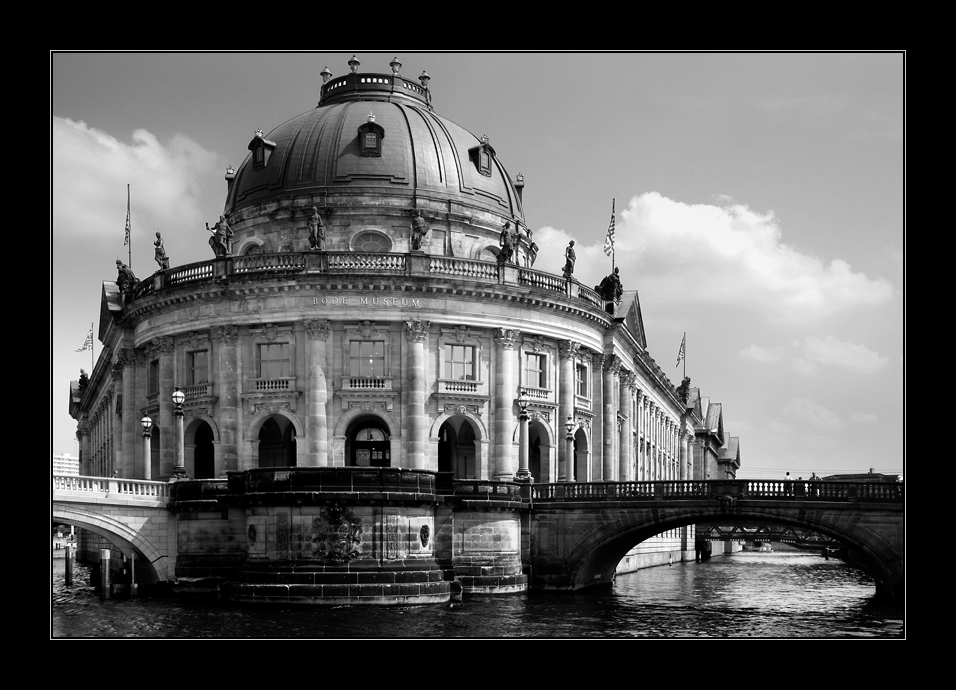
[52,475,169,501]
[531,480,902,502]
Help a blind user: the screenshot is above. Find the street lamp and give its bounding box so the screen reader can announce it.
[564,414,576,483]
[141,415,153,481]
[171,386,187,479]
[515,389,531,481]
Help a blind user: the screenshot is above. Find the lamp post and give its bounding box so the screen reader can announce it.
[141,415,153,481]
[171,386,187,479]
[564,414,576,483]
[515,389,531,481]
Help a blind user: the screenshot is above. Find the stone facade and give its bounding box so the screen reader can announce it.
[68,59,735,604]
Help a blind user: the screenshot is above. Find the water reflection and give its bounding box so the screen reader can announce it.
[52,552,903,638]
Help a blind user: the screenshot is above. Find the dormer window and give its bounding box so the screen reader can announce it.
[248,128,277,171]
[358,112,385,157]
[469,134,495,177]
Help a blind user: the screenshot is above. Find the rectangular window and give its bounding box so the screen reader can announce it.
[349,341,385,378]
[445,345,475,380]
[576,363,588,398]
[148,360,159,396]
[258,343,291,379]
[526,353,546,389]
[189,351,208,385]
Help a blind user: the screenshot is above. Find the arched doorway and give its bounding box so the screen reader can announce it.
[347,416,391,467]
[194,422,214,479]
[438,421,457,474]
[573,428,589,483]
[150,426,161,479]
[529,428,542,482]
[437,417,478,478]
[258,416,296,468]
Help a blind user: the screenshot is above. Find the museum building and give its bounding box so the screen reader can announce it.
[68,57,735,604]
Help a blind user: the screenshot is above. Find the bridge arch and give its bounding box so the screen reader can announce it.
[51,504,168,583]
[535,504,903,601]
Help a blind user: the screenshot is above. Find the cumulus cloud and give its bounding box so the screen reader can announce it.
[796,335,888,375]
[52,117,218,247]
[533,193,892,323]
[783,397,844,431]
[740,344,784,363]
[851,412,878,424]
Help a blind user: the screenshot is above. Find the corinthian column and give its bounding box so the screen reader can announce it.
[558,340,579,482]
[602,354,620,481]
[305,320,331,467]
[619,371,634,481]
[215,325,240,474]
[493,328,520,480]
[404,320,430,470]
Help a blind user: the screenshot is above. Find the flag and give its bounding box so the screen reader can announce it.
[123,184,131,246]
[603,198,615,257]
[676,333,685,367]
[76,327,93,352]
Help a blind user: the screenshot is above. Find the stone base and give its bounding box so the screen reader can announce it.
[223,559,455,605]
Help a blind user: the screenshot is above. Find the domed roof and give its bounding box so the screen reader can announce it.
[224,69,525,226]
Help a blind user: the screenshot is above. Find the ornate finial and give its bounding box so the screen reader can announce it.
[255,128,263,138]
[367,111,376,124]
[320,66,332,83]
[516,172,524,185]
[419,70,430,87]
[348,55,360,73]
[480,134,490,145]
[389,57,402,75]
[226,165,235,175]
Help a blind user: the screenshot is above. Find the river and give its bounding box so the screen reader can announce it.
[51,551,903,638]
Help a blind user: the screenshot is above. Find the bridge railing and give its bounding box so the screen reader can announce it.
[52,475,170,502]
[531,479,903,502]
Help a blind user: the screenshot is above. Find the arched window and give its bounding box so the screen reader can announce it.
[348,418,390,467]
[351,231,393,253]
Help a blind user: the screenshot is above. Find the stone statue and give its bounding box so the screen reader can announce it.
[676,376,691,404]
[154,232,169,270]
[78,369,89,391]
[597,266,623,312]
[207,215,233,257]
[308,207,325,250]
[497,222,515,265]
[410,210,428,251]
[115,259,137,292]
[562,240,576,278]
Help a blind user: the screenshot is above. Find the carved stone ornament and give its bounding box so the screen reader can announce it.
[493,327,520,349]
[305,319,332,341]
[147,336,175,357]
[604,354,621,375]
[560,340,580,359]
[312,504,363,563]
[420,524,430,548]
[528,335,546,353]
[453,325,471,344]
[718,495,737,513]
[215,324,239,345]
[404,319,430,343]
[262,323,279,342]
[359,321,378,339]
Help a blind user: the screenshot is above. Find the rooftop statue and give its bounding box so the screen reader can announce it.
[308,207,325,251]
[207,215,233,257]
[562,240,576,278]
[597,266,623,312]
[115,260,137,292]
[154,232,170,270]
[497,221,516,265]
[410,210,428,251]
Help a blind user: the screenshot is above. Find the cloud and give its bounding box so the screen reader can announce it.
[52,117,218,247]
[532,193,892,323]
[783,397,844,431]
[739,344,783,363]
[850,412,878,424]
[796,335,888,375]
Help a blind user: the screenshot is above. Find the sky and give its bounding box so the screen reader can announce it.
[51,52,905,479]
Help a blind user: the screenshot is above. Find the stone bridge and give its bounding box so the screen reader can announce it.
[528,479,904,601]
[52,476,173,583]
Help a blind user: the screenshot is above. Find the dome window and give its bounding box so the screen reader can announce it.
[469,135,496,177]
[248,128,277,171]
[358,112,385,157]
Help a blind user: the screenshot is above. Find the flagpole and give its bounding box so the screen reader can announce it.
[125,184,131,270]
[611,198,616,273]
[683,332,686,380]
[90,322,94,370]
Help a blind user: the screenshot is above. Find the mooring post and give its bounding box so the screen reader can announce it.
[99,549,111,599]
[65,544,74,586]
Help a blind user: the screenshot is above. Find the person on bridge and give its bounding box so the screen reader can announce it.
[785,472,793,496]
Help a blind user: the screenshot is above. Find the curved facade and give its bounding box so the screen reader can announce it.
[69,59,715,604]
